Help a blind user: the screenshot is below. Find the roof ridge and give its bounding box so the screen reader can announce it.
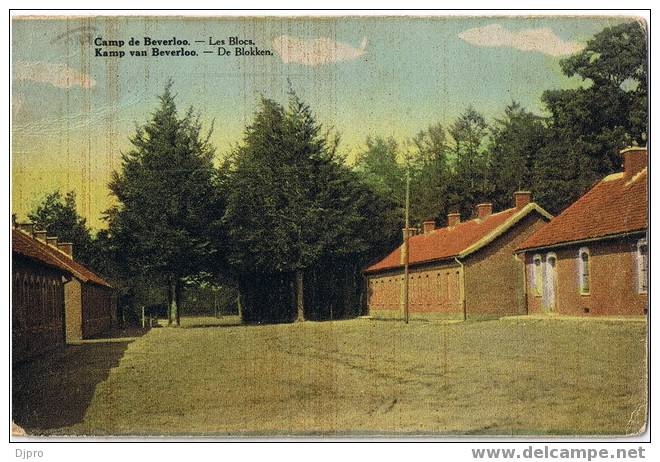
[626,167,647,186]
[14,228,112,288]
[12,229,73,275]
[412,206,518,237]
[517,169,647,251]
[365,202,552,273]
[458,203,552,258]
[17,228,77,259]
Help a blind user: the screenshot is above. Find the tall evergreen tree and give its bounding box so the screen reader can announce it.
[354,136,405,199]
[447,106,490,218]
[106,81,224,326]
[223,93,331,321]
[408,123,451,225]
[487,102,548,211]
[224,91,393,322]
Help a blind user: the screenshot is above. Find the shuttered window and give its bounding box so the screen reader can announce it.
[637,239,647,294]
[533,254,543,297]
[578,247,590,295]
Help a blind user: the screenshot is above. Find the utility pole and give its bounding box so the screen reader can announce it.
[403,166,410,324]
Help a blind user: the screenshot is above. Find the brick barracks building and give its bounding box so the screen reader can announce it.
[12,225,116,362]
[516,147,648,317]
[364,192,552,320]
[12,228,72,362]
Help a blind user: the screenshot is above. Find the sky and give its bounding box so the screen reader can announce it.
[11,15,631,229]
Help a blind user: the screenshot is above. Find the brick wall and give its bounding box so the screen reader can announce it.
[81,283,114,338]
[65,278,83,342]
[524,236,647,316]
[12,256,66,362]
[367,211,550,320]
[464,213,548,318]
[367,262,462,319]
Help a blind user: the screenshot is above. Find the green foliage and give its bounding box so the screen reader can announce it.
[226,92,369,274]
[28,190,96,268]
[488,102,547,212]
[407,123,452,225]
[447,106,491,219]
[105,81,225,322]
[536,21,647,213]
[43,21,644,323]
[354,136,405,199]
[223,90,400,320]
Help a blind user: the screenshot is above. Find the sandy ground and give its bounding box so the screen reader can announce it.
[13,316,647,437]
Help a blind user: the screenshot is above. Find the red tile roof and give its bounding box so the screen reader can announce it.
[365,204,551,273]
[12,229,113,288]
[13,229,73,275]
[518,168,647,251]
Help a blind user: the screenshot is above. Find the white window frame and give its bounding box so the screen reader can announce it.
[544,253,558,308]
[637,238,648,294]
[578,247,591,295]
[532,254,543,297]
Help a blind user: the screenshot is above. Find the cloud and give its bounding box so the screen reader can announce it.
[458,24,584,57]
[14,61,96,89]
[272,35,368,66]
[13,97,141,137]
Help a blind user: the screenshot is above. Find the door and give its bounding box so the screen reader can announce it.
[543,253,557,312]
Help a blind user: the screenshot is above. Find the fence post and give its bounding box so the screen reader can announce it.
[141,306,145,328]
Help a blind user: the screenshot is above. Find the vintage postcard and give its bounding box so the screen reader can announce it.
[10,12,648,439]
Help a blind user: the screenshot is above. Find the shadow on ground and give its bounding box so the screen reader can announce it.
[12,326,148,432]
[155,315,245,330]
[183,322,250,329]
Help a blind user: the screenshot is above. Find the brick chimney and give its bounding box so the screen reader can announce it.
[447,212,461,227]
[57,242,73,258]
[46,236,58,247]
[16,223,34,235]
[422,219,436,234]
[476,203,493,219]
[34,229,47,242]
[514,191,532,209]
[621,146,647,180]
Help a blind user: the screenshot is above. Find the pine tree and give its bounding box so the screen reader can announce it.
[106,81,223,326]
[224,90,394,322]
[408,122,451,226]
[487,102,548,211]
[447,106,490,218]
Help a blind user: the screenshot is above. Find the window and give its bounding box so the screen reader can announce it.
[533,254,543,297]
[578,247,590,295]
[637,239,647,294]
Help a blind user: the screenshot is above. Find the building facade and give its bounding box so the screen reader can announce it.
[64,277,116,341]
[12,229,71,362]
[12,226,116,346]
[364,192,552,320]
[517,147,648,316]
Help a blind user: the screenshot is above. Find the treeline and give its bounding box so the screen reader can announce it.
[25,22,647,324]
[357,21,647,225]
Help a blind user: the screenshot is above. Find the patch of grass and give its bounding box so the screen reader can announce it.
[13,316,647,436]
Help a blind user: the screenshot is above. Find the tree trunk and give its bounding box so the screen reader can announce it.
[295,270,305,322]
[168,276,179,327]
[236,293,244,322]
[175,279,182,326]
[167,278,174,326]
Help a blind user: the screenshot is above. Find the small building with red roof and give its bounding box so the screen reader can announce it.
[516,147,648,317]
[12,225,116,354]
[364,191,552,320]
